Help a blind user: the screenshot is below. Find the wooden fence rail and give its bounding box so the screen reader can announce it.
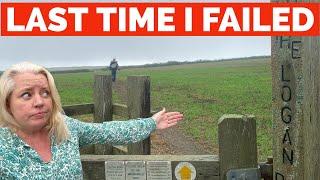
[63,103,148,117]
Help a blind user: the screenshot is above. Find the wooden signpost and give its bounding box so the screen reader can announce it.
[271,0,320,178]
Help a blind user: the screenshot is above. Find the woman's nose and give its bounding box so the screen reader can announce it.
[33,94,44,107]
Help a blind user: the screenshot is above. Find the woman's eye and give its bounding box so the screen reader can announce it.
[21,92,31,99]
[42,90,50,97]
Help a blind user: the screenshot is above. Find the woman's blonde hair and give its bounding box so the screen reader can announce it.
[0,62,69,144]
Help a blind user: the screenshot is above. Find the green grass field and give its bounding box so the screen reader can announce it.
[54,57,272,160]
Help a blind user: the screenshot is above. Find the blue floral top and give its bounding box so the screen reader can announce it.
[0,116,156,180]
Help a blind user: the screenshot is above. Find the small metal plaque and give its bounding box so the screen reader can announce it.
[226,168,260,180]
[126,161,146,180]
[147,161,172,180]
[105,161,125,180]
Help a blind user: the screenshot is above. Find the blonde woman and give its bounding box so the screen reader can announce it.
[0,62,183,179]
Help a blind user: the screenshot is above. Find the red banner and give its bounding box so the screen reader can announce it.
[1,2,319,36]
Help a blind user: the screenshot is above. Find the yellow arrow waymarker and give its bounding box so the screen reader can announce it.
[179,166,192,180]
[175,162,196,180]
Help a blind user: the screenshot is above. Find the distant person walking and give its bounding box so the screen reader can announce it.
[109,58,119,82]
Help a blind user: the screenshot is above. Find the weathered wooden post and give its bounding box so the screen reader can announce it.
[218,114,257,180]
[82,75,113,180]
[271,1,320,178]
[301,35,320,179]
[93,75,113,155]
[127,76,151,155]
[271,35,304,180]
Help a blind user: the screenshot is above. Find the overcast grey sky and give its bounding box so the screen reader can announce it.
[0,0,270,70]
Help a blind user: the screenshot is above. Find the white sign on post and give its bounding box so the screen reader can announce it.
[105,161,125,180]
[146,161,172,180]
[126,161,146,180]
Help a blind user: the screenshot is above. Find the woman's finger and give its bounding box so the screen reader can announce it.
[167,114,183,120]
[167,122,178,127]
[168,116,183,124]
[168,118,183,124]
[165,112,182,117]
[159,108,166,115]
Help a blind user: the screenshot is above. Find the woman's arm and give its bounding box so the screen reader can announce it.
[66,108,183,147]
[66,117,156,147]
